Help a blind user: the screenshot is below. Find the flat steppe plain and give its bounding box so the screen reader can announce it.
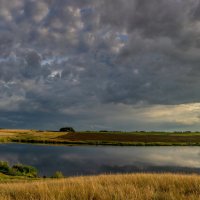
[1,129,200,146]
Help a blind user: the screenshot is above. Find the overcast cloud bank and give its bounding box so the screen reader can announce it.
[1,0,200,130]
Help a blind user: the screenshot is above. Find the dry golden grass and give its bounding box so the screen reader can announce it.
[0,173,200,200]
[0,129,31,133]
[0,129,66,142]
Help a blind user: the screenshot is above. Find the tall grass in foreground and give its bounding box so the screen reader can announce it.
[0,173,200,200]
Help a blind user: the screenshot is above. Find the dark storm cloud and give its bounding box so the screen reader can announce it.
[99,0,187,37]
[1,0,200,130]
[96,0,200,104]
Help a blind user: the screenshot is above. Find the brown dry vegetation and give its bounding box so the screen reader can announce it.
[1,173,200,200]
[58,132,200,143]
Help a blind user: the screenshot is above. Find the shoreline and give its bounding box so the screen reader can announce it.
[1,139,200,146]
[1,129,200,146]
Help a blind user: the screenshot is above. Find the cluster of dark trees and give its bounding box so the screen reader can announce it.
[59,127,75,132]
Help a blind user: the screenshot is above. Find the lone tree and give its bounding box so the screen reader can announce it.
[59,127,75,132]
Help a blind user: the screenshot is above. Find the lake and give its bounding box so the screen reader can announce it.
[0,143,200,176]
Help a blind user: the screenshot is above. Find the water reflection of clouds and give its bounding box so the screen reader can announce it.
[146,153,200,168]
[1,144,200,176]
[0,154,20,165]
[101,146,200,168]
[138,147,200,168]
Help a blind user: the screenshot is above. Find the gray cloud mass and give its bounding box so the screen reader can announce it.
[1,0,200,130]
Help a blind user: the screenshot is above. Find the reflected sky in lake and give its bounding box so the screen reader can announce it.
[0,144,200,176]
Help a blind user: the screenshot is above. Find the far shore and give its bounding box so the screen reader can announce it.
[1,129,200,146]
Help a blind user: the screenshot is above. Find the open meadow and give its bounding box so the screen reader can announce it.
[0,173,200,200]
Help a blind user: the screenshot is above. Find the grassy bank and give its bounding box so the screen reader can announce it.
[1,129,200,146]
[0,173,200,200]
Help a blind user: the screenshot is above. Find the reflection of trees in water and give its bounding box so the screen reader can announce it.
[0,144,200,176]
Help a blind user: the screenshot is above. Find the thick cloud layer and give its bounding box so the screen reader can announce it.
[1,0,200,130]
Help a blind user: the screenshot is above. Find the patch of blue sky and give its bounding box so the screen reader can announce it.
[41,56,69,66]
[0,57,9,63]
[116,34,128,42]
[80,7,94,16]
[0,54,17,63]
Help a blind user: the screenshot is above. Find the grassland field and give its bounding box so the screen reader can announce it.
[1,173,200,200]
[1,129,200,146]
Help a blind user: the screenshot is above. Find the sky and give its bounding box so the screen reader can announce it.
[1,0,200,131]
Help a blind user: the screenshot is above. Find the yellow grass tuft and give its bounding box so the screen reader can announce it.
[0,173,200,200]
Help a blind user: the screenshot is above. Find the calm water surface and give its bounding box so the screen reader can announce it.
[0,143,200,176]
